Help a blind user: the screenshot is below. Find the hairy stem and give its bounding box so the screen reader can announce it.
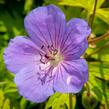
[69,93,73,109]
[88,31,109,44]
[89,0,98,28]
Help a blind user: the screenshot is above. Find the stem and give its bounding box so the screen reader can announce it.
[89,0,98,28]
[69,93,73,109]
[86,82,90,96]
[86,42,109,58]
[88,31,109,44]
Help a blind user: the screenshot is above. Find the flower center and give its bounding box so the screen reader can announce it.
[38,45,63,85]
[40,45,63,67]
[48,50,63,67]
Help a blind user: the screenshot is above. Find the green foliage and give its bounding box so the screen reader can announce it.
[88,61,109,107]
[24,0,34,13]
[59,0,105,13]
[59,0,109,26]
[96,8,109,25]
[20,98,28,109]
[45,92,76,109]
[0,90,4,109]
[86,36,109,108]
[92,17,109,35]
[0,90,12,109]
[3,99,10,109]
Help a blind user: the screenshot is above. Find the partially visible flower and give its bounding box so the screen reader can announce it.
[4,5,91,103]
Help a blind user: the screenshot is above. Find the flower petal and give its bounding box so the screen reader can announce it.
[53,59,88,93]
[63,39,88,60]
[15,66,54,103]
[4,36,41,74]
[24,5,66,48]
[60,18,91,53]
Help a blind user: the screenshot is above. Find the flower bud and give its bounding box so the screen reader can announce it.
[82,91,98,109]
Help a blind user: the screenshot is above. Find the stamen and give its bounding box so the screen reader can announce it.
[47,45,52,54]
[41,45,44,49]
[39,53,45,64]
[37,66,54,85]
[53,49,58,55]
[38,44,62,85]
[45,54,49,59]
[51,44,54,50]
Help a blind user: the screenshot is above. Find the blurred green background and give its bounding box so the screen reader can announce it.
[0,0,109,109]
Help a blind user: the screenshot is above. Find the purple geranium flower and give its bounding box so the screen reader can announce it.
[4,5,91,103]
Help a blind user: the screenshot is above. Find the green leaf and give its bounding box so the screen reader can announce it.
[59,0,105,14]
[24,0,34,13]
[0,21,7,32]
[92,17,109,35]
[45,92,76,109]
[20,98,28,109]
[63,7,85,21]
[3,99,10,109]
[4,89,17,94]
[0,81,7,86]
[88,61,109,107]
[0,90,5,109]
[0,11,25,38]
[96,8,109,25]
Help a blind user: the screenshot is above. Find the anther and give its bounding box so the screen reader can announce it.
[45,55,49,59]
[53,49,58,55]
[41,45,44,49]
